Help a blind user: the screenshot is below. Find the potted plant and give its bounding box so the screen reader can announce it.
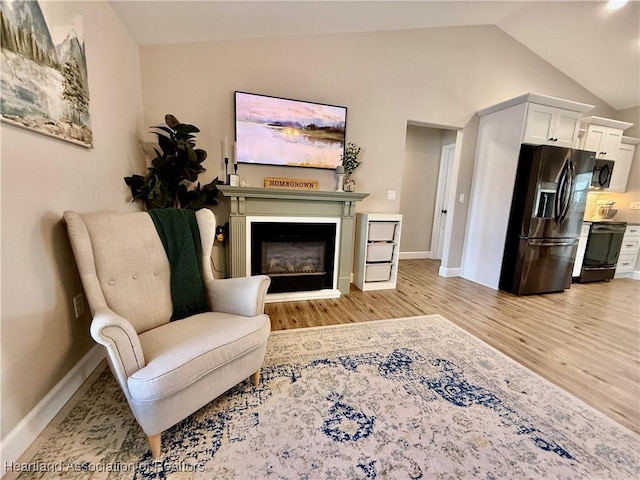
[124,114,221,210]
[341,142,362,192]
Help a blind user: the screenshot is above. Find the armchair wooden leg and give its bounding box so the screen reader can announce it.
[252,369,260,386]
[148,434,161,459]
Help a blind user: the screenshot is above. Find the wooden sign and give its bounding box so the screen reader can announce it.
[264,177,319,190]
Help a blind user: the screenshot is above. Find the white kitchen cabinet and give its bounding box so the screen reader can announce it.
[354,213,402,291]
[615,225,640,278]
[607,137,638,193]
[523,104,582,148]
[579,124,623,160]
[572,223,591,278]
[461,93,594,289]
[577,116,632,158]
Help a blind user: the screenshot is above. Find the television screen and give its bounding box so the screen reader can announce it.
[235,91,346,170]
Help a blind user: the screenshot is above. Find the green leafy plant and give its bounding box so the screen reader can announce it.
[341,142,362,175]
[124,114,220,210]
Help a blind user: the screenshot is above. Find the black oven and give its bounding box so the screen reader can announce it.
[579,221,626,282]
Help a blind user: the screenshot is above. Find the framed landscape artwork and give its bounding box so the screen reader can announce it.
[0,0,93,148]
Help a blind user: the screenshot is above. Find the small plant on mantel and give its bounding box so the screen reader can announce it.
[124,114,221,210]
[341,142,362,191]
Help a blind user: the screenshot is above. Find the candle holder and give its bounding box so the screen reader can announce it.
[224,157,229,184]
[335,165,345,191]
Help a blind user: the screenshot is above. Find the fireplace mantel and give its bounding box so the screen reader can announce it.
[218,186,368,299]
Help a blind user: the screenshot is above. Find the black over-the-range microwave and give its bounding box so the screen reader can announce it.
[591,158,614,189]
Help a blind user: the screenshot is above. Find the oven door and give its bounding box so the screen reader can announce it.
[580,223,625,282]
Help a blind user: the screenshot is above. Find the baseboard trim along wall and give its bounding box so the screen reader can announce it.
[439,266,461,277]
[614,270,640,281]
[1,344,105,470]
[399,251,430,260]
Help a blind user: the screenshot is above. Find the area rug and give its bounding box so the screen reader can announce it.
[11,315,639,479]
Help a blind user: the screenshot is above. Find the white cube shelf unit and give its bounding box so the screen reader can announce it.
[354,213,402,291]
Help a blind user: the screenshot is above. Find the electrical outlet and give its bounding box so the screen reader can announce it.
[629,201,640,210]
[73,294,85,318]
[387,190,396,200]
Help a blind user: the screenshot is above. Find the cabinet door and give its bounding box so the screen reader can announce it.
[582,125,622,159]
[552,110,581,148]
[608,143,636,192]
[523,104,555,145]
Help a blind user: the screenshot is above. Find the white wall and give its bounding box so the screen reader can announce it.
[1,1,144,442]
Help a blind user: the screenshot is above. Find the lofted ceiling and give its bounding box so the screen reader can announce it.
[109,0,640,110]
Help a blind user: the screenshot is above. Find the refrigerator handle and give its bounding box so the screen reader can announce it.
[554,158,569,224]
[558,159,575,224]
[528,239,578,247]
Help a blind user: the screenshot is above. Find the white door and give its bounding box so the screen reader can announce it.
[431,144,455,259]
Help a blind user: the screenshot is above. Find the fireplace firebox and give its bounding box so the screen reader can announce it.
[251,222,336,293]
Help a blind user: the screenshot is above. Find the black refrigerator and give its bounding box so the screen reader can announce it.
[499,144,595,295]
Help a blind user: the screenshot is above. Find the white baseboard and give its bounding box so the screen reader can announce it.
[614,270,640,280]
[399,251,430,260]
[439,266,461,277]
[1,345,105,470]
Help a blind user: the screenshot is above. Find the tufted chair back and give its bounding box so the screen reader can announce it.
[63,209,216,334]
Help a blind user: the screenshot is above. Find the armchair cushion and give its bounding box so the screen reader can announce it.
[128,311,270,402]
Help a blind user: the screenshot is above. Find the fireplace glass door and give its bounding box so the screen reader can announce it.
[251,222,336,293]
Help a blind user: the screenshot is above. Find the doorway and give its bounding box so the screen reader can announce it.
[399,123,459,260]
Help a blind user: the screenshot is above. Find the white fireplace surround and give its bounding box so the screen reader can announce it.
[246,216,341,302]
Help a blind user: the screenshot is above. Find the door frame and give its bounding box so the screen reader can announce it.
[430,143,456,259]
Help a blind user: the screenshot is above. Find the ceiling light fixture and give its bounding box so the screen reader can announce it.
[606,0,628,10]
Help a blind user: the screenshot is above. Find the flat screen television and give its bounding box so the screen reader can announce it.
[234,91,347,170]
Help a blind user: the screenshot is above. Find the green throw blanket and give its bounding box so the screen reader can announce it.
[148,208,209,321]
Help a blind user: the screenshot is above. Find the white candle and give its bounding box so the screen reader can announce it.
[224,135,229,159]
[234,141,238,164]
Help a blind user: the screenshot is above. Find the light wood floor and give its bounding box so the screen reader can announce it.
[265,259,640,434]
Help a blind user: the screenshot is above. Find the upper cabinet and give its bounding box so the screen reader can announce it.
[522,104,582,148]
[576,116,632,160]
[608,137,639,192]
[580,125,622,160]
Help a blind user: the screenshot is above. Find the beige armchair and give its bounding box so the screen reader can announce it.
[63,209,271,458]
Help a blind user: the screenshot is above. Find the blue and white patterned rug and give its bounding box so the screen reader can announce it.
[13,315,640,479]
